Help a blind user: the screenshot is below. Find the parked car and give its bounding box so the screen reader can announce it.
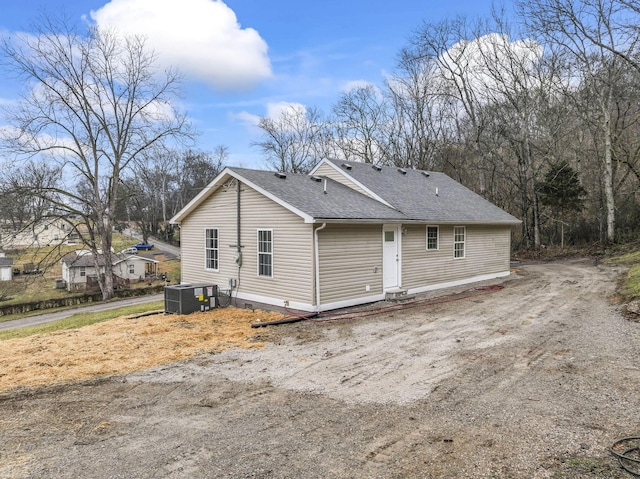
[121,247,138,255]
[133,242,154,250]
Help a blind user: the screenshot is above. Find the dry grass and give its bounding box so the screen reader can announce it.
[0,307,283,393]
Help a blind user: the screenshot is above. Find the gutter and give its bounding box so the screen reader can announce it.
[314,223,327,312]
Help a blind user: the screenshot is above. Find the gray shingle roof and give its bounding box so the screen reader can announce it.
[61,251,157,267]
[229,167,407,221]
[229,161,519,224]
[319,159,520,224]
[0,257,13,267]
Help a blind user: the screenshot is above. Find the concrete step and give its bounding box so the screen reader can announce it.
[385,288,415,302]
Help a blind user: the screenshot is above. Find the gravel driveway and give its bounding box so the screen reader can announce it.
[1,259,639,478]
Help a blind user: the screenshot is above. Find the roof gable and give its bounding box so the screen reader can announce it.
[171,160,520,225]
[317,159,520,224]
[231,168,406,222]
[171,167,406,224]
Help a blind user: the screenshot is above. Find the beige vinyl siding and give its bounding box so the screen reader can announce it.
[180,183,314,304]
[318,224,382,304]
[313,163,374,199]
[402,224,511,290]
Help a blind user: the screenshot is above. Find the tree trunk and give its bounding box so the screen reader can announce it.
[523,135,541,248]
[603,106,616,242]
[100,214,115,301]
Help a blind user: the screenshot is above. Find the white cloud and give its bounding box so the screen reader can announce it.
[231,110,261,127]
[265,101,306,120]
[340,80,377,93]
[231,102,307,132]
[439,33,544,102]
[90,0,272,91]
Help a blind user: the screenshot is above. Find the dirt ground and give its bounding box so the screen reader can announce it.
[1,259,639,479]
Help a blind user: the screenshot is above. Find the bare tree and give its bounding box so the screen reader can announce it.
[405,16,493,195]
[518,0,635,241]
[122,147,227,244]
[252,105,326,173]
[173,148,227,211]
[0,16,192,299]
[331,85,389,164]
[386,51,453,170]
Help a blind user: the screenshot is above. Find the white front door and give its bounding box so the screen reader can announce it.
[383,226,399,290]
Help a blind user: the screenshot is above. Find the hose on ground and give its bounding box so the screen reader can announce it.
[611,437,640,476]
[308,284,504,323]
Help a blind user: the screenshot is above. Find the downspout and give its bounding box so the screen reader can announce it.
[236,179,241,262]
[233,179,242,306]
[314,223,327,312]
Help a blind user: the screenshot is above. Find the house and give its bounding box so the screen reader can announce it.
[0,218,82,249]
[61,250,159,292]
[170,158,520,312]
[0,253,13,282]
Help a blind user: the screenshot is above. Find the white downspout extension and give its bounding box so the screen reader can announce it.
[314,223,327,312]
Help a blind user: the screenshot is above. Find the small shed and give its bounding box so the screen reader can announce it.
[0,254,13,282]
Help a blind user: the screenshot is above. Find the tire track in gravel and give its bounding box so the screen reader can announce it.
[430,259,621,405]
[127,259,624,409]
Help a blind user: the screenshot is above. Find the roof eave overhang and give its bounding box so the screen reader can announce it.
[170,168,233,224]
[311,218,521,225]
[171,168,315,225]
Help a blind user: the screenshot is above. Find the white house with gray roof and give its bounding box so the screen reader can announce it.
[61,250,159,292]
[171,159,520,312]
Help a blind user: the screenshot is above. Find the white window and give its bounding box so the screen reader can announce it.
[426,226,439,250]
[79,266,86,277]
[205,228,219,271]
[454,226,465,259]
[129,264,135,274]
[257,229,273,277]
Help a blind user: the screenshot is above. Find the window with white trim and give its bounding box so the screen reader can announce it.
[205,228,219,270]
[257,229,273,277]
[129,264,135,274]
[454,226,465,259]
[426,226,439,250]
[79,266,86,277]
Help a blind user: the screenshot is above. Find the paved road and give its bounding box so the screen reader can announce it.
[1,234,180,332]
[0,293,165,331]
[123,230,180,259]
[148,236,180,259]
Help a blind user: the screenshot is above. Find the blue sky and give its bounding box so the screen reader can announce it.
[0,0,502,169]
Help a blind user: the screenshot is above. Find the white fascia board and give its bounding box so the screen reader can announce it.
[310,159,394,208]
[235,173,315,224]
[170,168,233,224]
[170,168,314,225]
[129,256,159,264]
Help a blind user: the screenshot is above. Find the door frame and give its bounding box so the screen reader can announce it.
[382,224,402,290]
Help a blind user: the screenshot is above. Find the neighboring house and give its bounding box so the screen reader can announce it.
[170,158,520,312]
[0,254,13,282]
[61,250,159,292]
[0,218,82,249]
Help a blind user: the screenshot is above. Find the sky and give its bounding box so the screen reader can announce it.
[0,0,503,169]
